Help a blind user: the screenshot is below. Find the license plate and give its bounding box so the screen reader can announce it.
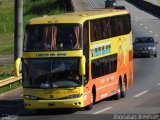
[48,103,55,106]
[142,51,148,53]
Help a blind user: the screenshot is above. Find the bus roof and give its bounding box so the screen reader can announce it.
[28,9,129,25]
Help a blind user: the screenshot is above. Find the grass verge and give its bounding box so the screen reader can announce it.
[0,63,14,80]
[0,0,14,55]
[0,80,22,94]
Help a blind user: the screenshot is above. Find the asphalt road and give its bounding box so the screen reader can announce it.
[0,0,160,120]
[144,0,160,6]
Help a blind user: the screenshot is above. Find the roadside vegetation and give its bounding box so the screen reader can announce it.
[23,0,72,23]
[157,0,160,5]
[0,64,14,80]
[0,0,72,80]
[0,0,14,80]
[0,80,22,94]
[0,0,14,55]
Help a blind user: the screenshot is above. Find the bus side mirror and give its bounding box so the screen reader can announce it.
[79,56,86,76]
[15,57,21,77]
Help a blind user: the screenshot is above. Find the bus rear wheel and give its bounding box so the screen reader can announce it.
[114,82,121,100]
[121,79,126,98]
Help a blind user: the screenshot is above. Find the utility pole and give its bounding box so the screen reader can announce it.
[14,0,23,61]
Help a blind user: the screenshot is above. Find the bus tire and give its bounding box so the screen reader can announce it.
[154,53,157,57]
[121,78,126,98]
[114,82,121,100]
[85,92,94,110]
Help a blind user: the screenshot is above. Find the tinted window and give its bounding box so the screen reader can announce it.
[23,58,81,88]
[24,24,82,51]
[90,14,131,42]
[83,21,89,84]
[91,54,117,79]
[135,37,154,43]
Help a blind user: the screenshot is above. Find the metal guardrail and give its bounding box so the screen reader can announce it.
[0,75,22,87]
[70,0,75,11]
[144,0,160,6]
[71,0,93,11]
[126,0,160,18]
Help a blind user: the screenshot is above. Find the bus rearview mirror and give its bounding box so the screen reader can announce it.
[15,57,22,77]
[79,56,86,76]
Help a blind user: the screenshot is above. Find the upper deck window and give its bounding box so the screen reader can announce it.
[24,24,82,51]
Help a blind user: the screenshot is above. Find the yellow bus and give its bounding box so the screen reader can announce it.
[15,9,133,111]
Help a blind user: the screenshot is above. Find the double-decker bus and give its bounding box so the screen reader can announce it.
[15,9,133,111]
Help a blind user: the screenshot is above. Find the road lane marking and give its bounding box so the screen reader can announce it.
[140,23,143,26]
[149,30,153,33]
[92,107,112,114]
[154,34,159,37]
[157,83,160,86]
[133,91,149,98]
[144,26,148,29]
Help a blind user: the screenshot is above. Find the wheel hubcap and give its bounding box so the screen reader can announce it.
[123,83,126,92]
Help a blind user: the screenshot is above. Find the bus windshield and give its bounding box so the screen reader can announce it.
[23,58,82,88]
[24,24,81,51]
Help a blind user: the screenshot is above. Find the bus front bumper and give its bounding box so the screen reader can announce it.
[24,99,84,109]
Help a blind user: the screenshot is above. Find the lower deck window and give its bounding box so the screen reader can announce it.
[91,54,117,79]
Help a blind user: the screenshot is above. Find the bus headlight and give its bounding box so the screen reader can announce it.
[65,94,82,99]
[148,46,155,50]
[24,95,37,100]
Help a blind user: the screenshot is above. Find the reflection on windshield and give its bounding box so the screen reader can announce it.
[24,24,81,51]
[22,58,81,88]
[135,37,154,43]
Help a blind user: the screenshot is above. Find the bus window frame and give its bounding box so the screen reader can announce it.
[90,14,131,43]
[23,23,83,52]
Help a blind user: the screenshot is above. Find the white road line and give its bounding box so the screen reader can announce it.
[144,26,148,29]
[140,23,143,26]
[133,91,149,98]
[155,34,159,37]
[92,107,112,114]
[149,30,153,33]
[157,83,160,86]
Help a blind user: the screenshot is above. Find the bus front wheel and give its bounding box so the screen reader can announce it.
[35,109,45,114]
[85,92,94,110]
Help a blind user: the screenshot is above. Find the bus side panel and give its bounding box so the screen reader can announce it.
[84,80,93,107]
[92,73,118,102]
[128,50,133,89]
[116,33,133,89]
